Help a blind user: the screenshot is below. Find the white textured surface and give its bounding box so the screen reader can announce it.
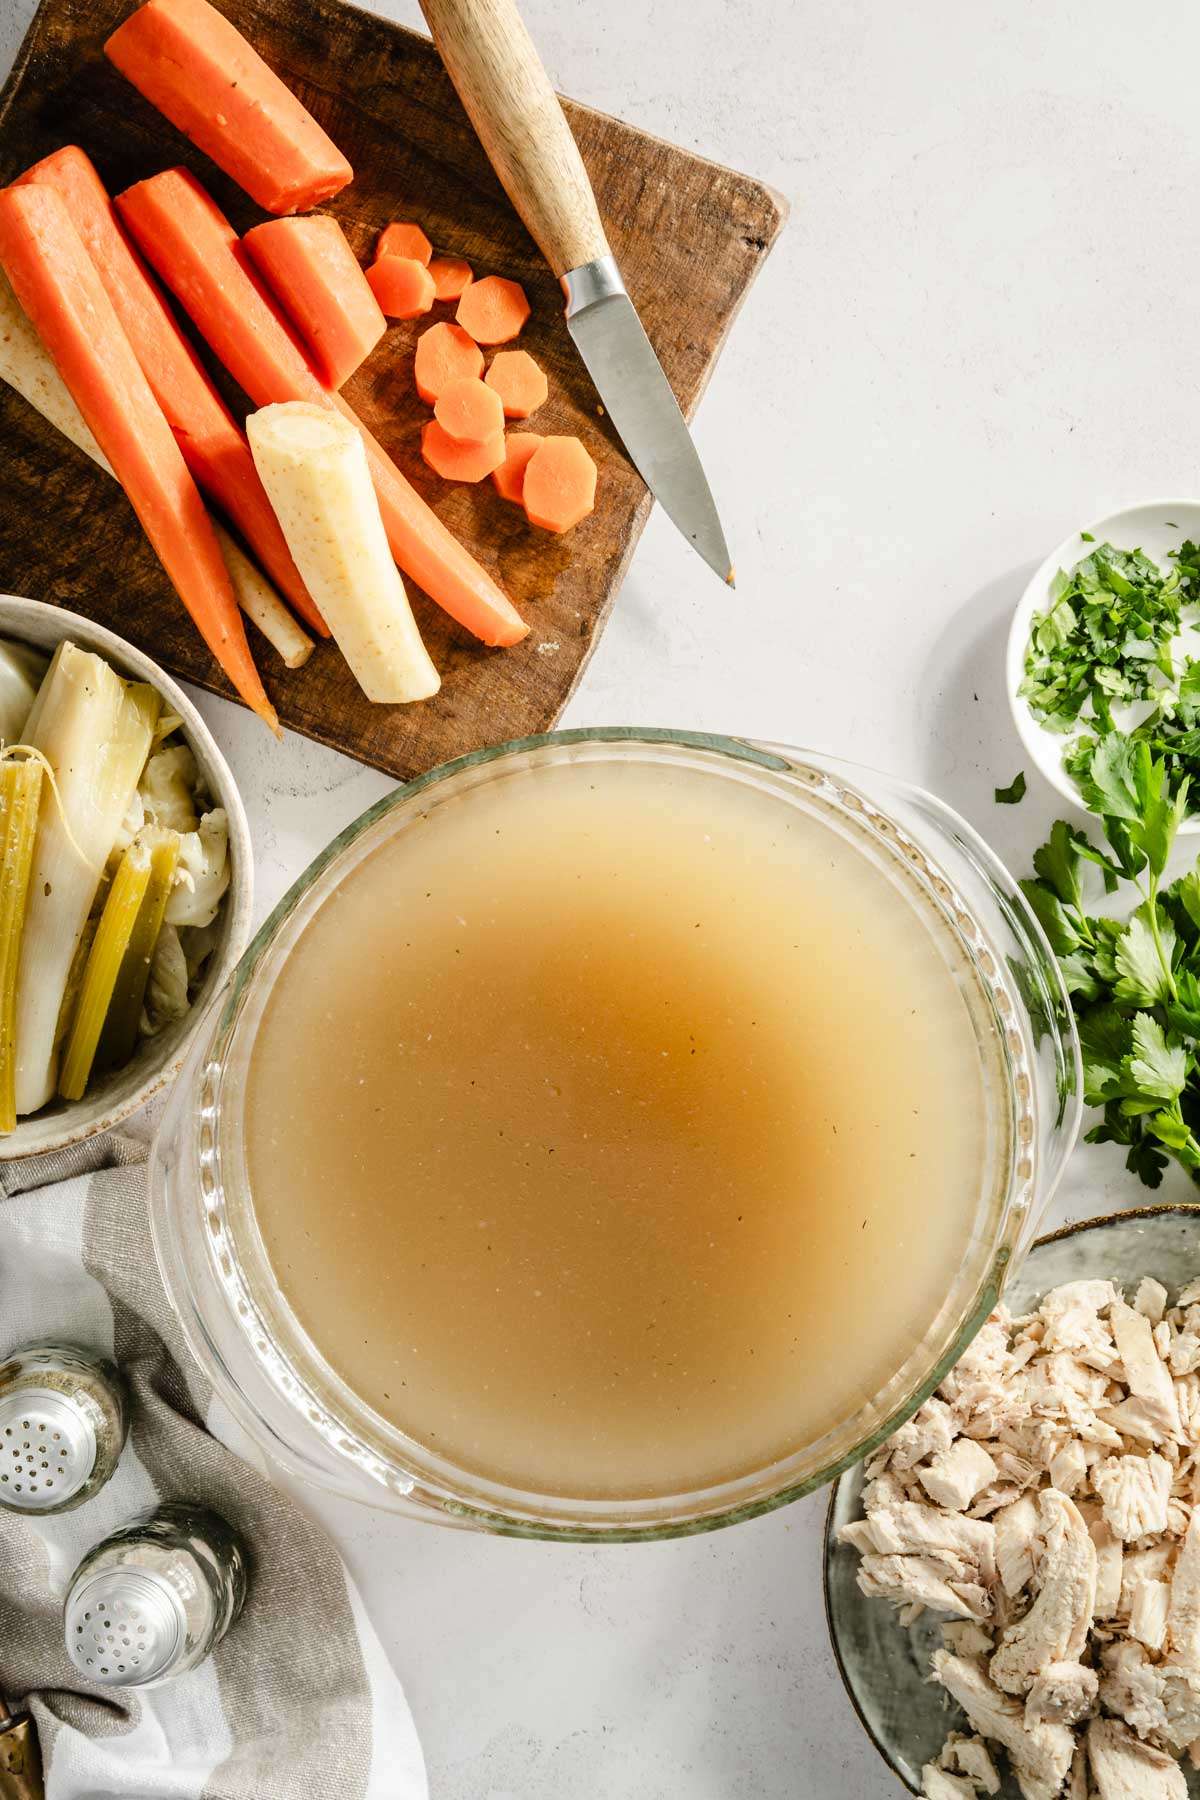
[5,0,1200,1790]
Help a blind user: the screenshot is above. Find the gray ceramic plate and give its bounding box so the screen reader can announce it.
[824,1204,1200,1796]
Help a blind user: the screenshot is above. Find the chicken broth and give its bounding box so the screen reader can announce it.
[237,754,1005,1501]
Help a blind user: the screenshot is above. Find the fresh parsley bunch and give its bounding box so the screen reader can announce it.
[1021,733,1200,1188]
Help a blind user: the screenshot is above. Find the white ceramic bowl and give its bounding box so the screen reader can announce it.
[1006,499,1200,828]
[0,595,253,1160]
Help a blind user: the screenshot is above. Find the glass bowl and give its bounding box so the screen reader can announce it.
[824,1204,1200,1797]
[149,728,1081,1539]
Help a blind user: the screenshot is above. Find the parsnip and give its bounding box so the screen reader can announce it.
[247,403,440,703]
[0,274,311,670]
[15,643,159,1113]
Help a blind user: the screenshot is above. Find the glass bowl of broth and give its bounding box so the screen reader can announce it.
[149,729,1081,1539]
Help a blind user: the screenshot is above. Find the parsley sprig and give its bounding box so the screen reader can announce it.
[1022,733,1200,1187]
[1020,538,1200,798]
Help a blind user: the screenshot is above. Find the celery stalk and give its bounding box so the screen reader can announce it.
[15,645,160,1113]
[95,829,180,1074]
[0,760,44,1132]
[58,840,153,1102]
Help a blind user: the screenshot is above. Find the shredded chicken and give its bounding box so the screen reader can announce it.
[844,1275,1200,1796]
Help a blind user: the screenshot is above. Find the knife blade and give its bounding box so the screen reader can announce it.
[419,0,734,585]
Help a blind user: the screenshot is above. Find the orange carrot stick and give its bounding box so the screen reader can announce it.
[428,256,472,302]
[413,321,483,405]
[366,256,434,321]
[456,276,530,346]
[492,432,542,505]
[485,349,548,421]
[14,144,326,637]
[522,436,597,533]
[243,214,385,389]
[434,375,504,446]
[117,169,527,648]
[105,0,352,215]
[376,222,431,265]
[420,419,505,483]
[0,183,276,727]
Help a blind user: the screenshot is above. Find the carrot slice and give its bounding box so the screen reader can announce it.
[492,433,542,505]
[428,256,472,302]
[365,256,434,321]
[456,276,530,345]
[434,376,504,446]
[243,215,385,390]
[376,222,431,266]
[14,144,325,638]
[0,183,275,726]
[105,0,351,214]
[117,168,526,647]
[522,436,597,533]
[485,349,547,421]
[421,420,505,483]
[413,321,484,405]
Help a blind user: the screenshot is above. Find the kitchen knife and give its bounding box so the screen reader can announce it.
[0,1693,43,1800]
[419,0,734,585]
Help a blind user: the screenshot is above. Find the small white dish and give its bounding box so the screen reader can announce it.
[1006,498,1200,829]
[0,595,253,1161]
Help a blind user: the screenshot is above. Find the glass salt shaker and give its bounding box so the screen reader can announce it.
[0,1343,128,1515]
[63,1502,248,1688]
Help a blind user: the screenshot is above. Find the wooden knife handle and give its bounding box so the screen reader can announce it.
[419,0,611,279]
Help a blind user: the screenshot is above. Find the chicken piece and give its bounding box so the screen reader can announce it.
[863,1470,910,1513]
[920,1440,1000,1513]
[1137,1280,1170,1326]
[1065,1745,1090,1800]
[939,1733,1001,1794]
[941,1620,996,1658]
[921,1769,976,1800]
[931,1652,1075,1800]
[856,1552,991,1622]
[991,1491,1097,1694]
[1100,1641,1169,1740]
[1167,1509,1200,1661]
[1129,1579,1171,1651]
[1188,1737,1200,1769]
[1049,1439,1089,1495]
[1121,1543,1175,1613]
[1039,1281,1120,1370]
[995,1494,1041,1597]
[1082,1509,1124,1618]
[1025,1660,1098,1728]
[1104,1397,1177,1446]
[1086,1717,1187,1800]
[1111,1302,1182,1441]
[1168,1330,1200,1380]
[1174,1377,1200,1447]
[1177,1282,1200,1308]
[887,1396,957,1471]
[854,1501,997,1583]
[1167,1499,1191,1540]
[1157,1667,1200,1750]
[1094,1454,1173,1541]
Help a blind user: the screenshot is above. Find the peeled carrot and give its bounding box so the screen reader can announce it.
[413,321,483,405]
[0,184,276,727]
[434,376,504,446]
[105,0,352,214]
[485,349,547,421]
[244,214,385,389]
[456,276,530,346]
[522,436,597,534]
[366,256,434,321]
[492,433,543,505]
[376,222,431,266]
[14,144,326,637]
[428,256,472,302]
[421,420,505,483]
[117,169,527,648]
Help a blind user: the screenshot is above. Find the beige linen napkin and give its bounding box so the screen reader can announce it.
[0,1137,426,1800]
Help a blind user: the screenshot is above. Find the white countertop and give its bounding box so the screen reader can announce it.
[6,0,1200,1791]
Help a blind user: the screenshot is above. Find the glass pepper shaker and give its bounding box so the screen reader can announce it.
[63,1502,249,1688]
[0,1344,127,1515]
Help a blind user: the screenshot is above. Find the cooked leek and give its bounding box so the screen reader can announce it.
[0,641,48,744]
[58,840,154,1102]
[94,830,180,1077]
[0,759,44,1132]
[15,644,160,1114]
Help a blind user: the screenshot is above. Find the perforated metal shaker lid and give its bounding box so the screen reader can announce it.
[0,1389,96,1513]
[64,1568,187,1687]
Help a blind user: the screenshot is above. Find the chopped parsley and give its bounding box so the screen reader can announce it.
[994,771,1027,805]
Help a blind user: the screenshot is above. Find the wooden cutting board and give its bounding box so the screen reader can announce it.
[0,0,785,780]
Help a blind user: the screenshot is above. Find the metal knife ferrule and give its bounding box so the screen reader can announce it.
[561,255,626,317]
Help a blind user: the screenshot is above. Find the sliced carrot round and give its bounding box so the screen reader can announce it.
[428,255,473,302]
[492,433,543,505]
[522,436,597,533]
[366,255,434,320]
[434,375,505,445]
[485,349,548,420]
[456,275,530,345]
[413,321,484,404]
[376,221,431,265]
[421,419,506,483]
